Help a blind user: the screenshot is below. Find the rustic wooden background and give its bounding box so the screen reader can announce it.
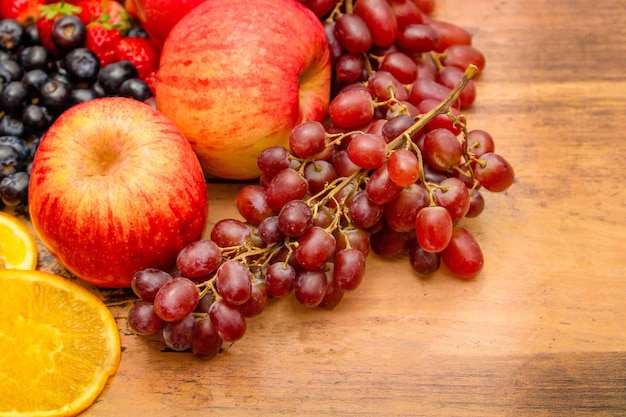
[21,0,626,415]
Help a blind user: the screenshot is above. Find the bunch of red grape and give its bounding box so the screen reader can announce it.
[127,0,515,359]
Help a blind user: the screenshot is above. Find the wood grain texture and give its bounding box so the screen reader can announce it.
[16,0,626,415]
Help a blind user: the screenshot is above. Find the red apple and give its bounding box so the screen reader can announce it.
[28,97,209,288]
[155,0,331,180]
[129,0,206,50]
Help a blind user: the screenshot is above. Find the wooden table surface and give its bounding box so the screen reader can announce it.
[26,0,626,415]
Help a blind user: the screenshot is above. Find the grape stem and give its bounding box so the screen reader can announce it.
[387,64,478,150]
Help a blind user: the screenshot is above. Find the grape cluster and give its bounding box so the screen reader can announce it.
[129,0,515,359]
[0,16,151,209]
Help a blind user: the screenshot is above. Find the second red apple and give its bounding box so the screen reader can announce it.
[155,0,331,180]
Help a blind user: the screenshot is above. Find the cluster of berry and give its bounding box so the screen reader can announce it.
[0,0,158,209]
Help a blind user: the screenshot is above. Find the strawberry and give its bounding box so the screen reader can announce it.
[36,2,81,56]
[75,0,131,35]
[84,21,122,67]
[0,0,46,26]
[115,36,159,81]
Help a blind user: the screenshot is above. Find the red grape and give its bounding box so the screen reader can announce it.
[162,314,196,351]
[289,121,327,158]
[473,152,515,192]
[176,239,222,278]
[128,300,164,335]
[347,132,387,169]
[215,260,252,306]
[266,262,297,298]
[440,227,484,279]
[295,269,328,307]
[296,226,337,270]
[329,87,375,128]
[278,199,313,237]
[334,248,366,291]
[415,205,453,253]
[334,13,372,54]
[354,0,398,47]
[131,268,173,302]
[191,317,222,359]
[209,300,246,343]
[154,277,200,322]
[422,128,463,171]
[387,148,420,186]
[236,185,273,226]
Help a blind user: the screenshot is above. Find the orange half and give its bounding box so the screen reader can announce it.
[0,269,121,416]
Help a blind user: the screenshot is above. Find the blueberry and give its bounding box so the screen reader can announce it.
[18,45,52,71]
[0,144,25,180]
[0,59,22,83]
[21,68,49,97]
[51,15,86,52]
[70,87,99,105]
[0,135,28,159]
[22,23,40,46]
[1,81,28,114]
[28,135,41,159]
[40,78,72,114]
[98,60,138,95]
[22,104,52,135]
[0,19,25,51]
[0,114,25,137]
[119,78,153,102]
[0,171,29,207]
[65,47,99,83]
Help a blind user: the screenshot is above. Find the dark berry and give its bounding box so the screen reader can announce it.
[22,104,52,135]
[0,114,25,137]
[0,171,29,206]
[0,59,22,83]
[1,81,28,114]
[0,135,28,159]
[70,87,99,105]
[21,69,49,97]
[119,78,153,102]
[40,79,72,114]
[98,60,138,95]
[0,19,25,51]
[22,23,40,46]
[127,26,149,38]
[28,136,41,159]
[51,15,86,52]
[18,45,52,71]
[65,48,99,83]
[0,144,25,180]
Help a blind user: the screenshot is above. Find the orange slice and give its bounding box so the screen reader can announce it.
[0,269,121,417]
[0,212,38,270]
